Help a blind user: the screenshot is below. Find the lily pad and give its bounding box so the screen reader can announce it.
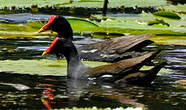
[78,0,103,2]
[0,0,69,8]
[0,17,98,38]
[0,59,109,76]
[68,17,99,33]
[140,66,173,75]
[149,36,186,46]
[0,13,186,46]
[0,0,167,9]
[152,11,181,20]
[148,19,169,27]
[162,4,186,14]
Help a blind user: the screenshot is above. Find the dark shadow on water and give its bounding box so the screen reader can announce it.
[0,71,185,110]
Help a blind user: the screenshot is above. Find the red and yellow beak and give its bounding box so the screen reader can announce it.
[42,37,60,56]
[38,15,57,33]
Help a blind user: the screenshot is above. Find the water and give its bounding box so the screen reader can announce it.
[0,13,185,109]
[0,36,185,110]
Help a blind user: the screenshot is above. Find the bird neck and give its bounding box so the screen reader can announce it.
[57,32,73,40]
[65,45,81,65]
[63,42,87,78]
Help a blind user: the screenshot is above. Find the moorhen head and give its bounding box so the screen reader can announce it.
[39,16,73,40]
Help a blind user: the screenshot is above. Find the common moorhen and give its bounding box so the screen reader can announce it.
[39,16,154,62]
[41,37,163,84]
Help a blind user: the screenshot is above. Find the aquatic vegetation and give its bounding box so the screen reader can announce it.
[0,59,109,76]
[0,58,172,77]
[0,0,167,9]
[31,4,39,13]
[152,11,181,20]
[68,17,99,33]
[0,0,69,8]
[0,14,186,45]
[149,35,186,46]
[161,4,186,14]
[147,19,170,26]
[0,0,185,109]
[78,0,103,2]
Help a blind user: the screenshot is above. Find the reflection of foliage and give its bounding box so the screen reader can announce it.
[148,19,170,27]
[153,11,181,20]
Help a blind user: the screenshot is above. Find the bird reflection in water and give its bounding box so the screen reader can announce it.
[39,80,56,110]
[39,78,146,110]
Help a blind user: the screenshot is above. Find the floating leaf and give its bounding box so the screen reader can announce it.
[78,0,103,2]
[0,0,167,9]
[148,19,170,27]
[149,35,186,46]
[162,4,186,14]
[0,59,109,76]
[153,11,181,20]
[67,17,99,33]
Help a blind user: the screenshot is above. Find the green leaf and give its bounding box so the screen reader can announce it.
[0,59,109,76]
[149,35,186,46]
[153,11,181,20]
[0,0,167,9]
[162,4,186,14]
[67,17,99,33]
[148,19,170,27]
